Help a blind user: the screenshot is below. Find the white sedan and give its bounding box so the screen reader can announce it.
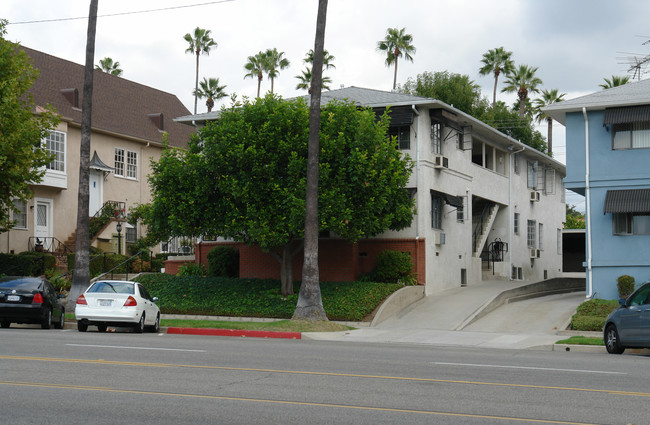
[75,280,160,333]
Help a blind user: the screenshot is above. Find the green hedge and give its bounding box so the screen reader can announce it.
[67,252,130,277]
[135,274,402,321]
[570,299,619,331]
[207,246,239,278]
[0,252,56,276]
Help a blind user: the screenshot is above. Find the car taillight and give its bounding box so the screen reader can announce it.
[76,295,87,305]
[32,293,44,304]
[123,296,137,307]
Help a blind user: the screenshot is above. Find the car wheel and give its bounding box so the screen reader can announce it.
[147,314,160,333]
[41,309,52,329]
[134,313,145,334]
[1,321,10,328]
[605,324,625,354]
[77,321,88,332]
[97,324,108,332]
[54,309,65,329]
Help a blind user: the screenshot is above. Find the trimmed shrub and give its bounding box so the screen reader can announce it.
[616,275,635,299]
[570,298,619,331]
[207,246,239,277]
[372,250,415,285]
[178,263,207,277]
[0,252,56,276]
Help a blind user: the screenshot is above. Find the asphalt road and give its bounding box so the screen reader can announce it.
[1,327,648,425]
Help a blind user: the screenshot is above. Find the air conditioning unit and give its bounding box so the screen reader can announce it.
[529,248,537,259]
[433,154,449,169]
[434,231,446,245]
[529,190,540,202]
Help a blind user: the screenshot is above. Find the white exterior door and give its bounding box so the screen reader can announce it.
[89,170,103,216]
[34,198,53,241]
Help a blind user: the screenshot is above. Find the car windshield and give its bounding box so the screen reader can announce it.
[0,277,41,291]
[87,282,134,294]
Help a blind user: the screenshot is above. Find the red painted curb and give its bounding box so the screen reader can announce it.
[166,327,301,340]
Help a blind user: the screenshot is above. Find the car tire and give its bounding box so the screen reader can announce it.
[605,324,625,354]
[134,313,145,334]
[41,309,52,329]
[1,321,10,328]
[77,321,88,332]
[147,314,160,333]
[54,309,65,329]
[97,324,108,332]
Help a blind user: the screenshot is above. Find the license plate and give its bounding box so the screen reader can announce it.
[99,300,112,307]
[6,295,20,302]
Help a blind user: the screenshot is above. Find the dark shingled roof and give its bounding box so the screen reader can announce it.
[22,46,194,148]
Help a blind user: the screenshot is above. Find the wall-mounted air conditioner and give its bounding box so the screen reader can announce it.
[434,231,446,245]
[529,190,540,202]
[529,248,537,259]
[434,154,449,169]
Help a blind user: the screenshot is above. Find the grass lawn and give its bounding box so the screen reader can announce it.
[555,335,604,346]
[161,319,353,332]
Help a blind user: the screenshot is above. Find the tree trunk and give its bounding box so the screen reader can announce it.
[293,0,328,321]
[392,57,399,91]
[492,71,499,106]
[257,73,262,98]
[194,53,199,114]
[547,117,553,156]
[67,0,98,311]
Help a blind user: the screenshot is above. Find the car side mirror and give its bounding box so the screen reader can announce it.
[619,298,627,307]
[152,297,159,302]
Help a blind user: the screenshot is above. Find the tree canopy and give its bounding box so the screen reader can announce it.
[0,20,59,232]
[377,27,415,90]
[146,94,415,296]
[401,71,482,116]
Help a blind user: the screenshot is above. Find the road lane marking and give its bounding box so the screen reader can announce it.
[66,344,206,353]
[1,355,648,398]
[0,380,601,425]
[432,362,626,375]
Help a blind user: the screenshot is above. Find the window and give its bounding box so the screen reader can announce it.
[538,223,544,250]
[514,213,520,235]
[612,122,650,150]
[126,223,137,243]
[456,197,465,222]
[545,168,555,194]
[431,123,441,154]
[115,148,138,179]
[527,220,536,248]
[431,193,443,229]
[557,228,562,255]
[613,213,650,235]
[44,131,65,172]
[12,199,27,229]
[527,161,538,189]
[471,139,507,175]
[388,126,410,150]
[513,153,520,174]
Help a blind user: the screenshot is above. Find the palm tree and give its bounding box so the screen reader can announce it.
[244,51,267,98]
[479,47,514,106]
[295,67,332,93]
[263,48,290,93]
[501,64,543,117]
[533,89,566,156]
[600,75,630,89]
[376,27,416,90]
[193,77,228,112]
[184,27,217,114]
[304,49,336,70]
[95,57,122,76]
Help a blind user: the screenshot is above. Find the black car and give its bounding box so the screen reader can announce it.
[0,276,65,329]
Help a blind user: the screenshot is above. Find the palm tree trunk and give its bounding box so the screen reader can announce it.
[271,77,275,94]
[257,74,262,98]
[492,73,499,106]
[547,117,553,156]
[68,0,97,311]
[392,58,399,91]
[293,0,328,321]
[194,53,200,114]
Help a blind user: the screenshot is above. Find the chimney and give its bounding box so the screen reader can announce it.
[148,113,164,130]
[60,88,79,108]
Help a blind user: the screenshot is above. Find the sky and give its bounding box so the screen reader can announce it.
[3,0,650,210]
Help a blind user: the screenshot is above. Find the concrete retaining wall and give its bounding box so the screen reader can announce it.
[371,285,425,326]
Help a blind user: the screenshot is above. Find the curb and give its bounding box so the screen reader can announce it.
[166,327,301,340]
[552,344,606,353]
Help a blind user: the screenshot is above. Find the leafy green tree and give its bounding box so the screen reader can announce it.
[193,77,227,112]
[184,27,217,114]
[479,47,514,106]
[501,64,543,118]
[244,51,267,98]
[565,204,585,229]
[533,88,566,156]
[263,48,290,93]
[400,71,482,116]
[376,27,416,90]
[95,57,122,76]
[479,101,547,153]
[146,95,414,299]
[0,20,59,232]
[600,75,630,89]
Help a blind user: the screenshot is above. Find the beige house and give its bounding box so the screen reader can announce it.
[1,47,194,260]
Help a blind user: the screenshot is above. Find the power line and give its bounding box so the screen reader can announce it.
[8,0,235,25]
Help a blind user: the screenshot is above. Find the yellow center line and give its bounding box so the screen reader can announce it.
[0,380,600,425]
[1,355,648,398]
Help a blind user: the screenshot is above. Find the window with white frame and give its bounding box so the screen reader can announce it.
[431,193,443,229]
[12,199,27,229]
[44,131,66,172]
[115,148,138,179]
[538,223,544,250]
[545,168,555,194]
[514,212,520,235]
[431,122,441,154]
[527,220,536,248]
[527,161,538,189]
[613,213,650,235]
[612,122,650,150]
[126,223,137,243]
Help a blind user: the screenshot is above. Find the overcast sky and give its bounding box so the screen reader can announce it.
[3,0,650,210]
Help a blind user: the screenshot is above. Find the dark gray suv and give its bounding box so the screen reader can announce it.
[604,281,650,354]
